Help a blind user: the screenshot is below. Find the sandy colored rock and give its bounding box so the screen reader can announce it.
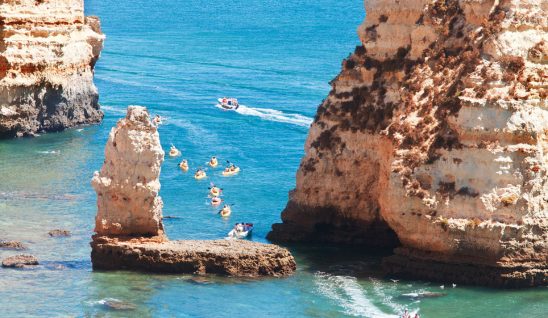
[91,237,296,277]
[2,254,38,268]
[0,0,105,138]
[48,229,71,237]
[269,0,548,287]
[0,240,26,250]
[91,106,165,237]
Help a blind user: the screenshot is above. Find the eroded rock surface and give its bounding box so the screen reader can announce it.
[91,106,165,238]
[0,0,105,138]
[0,240,26,250]
[92,237,296,277]
[48,229,71,237]
[269,0,547,287]
[2,254,38,268]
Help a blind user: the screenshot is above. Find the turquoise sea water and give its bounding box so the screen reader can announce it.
[0,0,546,317]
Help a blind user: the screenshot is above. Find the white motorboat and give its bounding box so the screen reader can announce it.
[217,97,239,110]
[227,223,253,239]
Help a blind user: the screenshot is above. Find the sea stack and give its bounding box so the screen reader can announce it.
[269,0,547,287]
[91,106,165,238]
[91,106,296,277]
[0,0,104,138]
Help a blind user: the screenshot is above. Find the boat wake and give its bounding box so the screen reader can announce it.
[314,272,398,318]
[230,104,313,127]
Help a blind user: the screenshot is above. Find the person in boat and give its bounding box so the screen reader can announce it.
[219,204,231,216]
[222,97,227,105]
[211,197,222,205]
[209,156,218,166]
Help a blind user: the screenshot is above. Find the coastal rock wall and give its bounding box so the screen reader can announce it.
[0,0,104,138]
[269,0,547,287]
[91,106,165,238]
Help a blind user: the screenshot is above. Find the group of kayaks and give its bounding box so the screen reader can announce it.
[169,147,241,179]
[165,142,252,240]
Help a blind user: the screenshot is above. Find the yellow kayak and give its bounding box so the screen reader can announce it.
[219,207,231,217]
[208,160,218,168]
[210,187,221,197]
[222,167,240,176]
[194,171,207,180]
[179,160,189,172]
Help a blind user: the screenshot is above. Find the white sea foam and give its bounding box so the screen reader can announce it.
[37,150,60,154]
[100,105,126,115]
[370,278,415,316]
[228,104,313,127]
[314,272,398,318]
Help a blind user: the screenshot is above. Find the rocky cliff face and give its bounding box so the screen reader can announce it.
[269,0,547,287]
[92,106,165,238]
[0,0,104,138]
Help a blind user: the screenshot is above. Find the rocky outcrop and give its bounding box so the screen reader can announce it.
[91,106,165,238]
[91,237,296,277]
[48,229,71,237]
[269,0,547,287]
[2,254,38,268]
[91,106,296,277]
[0,240,26,250]
[0,0,104,138]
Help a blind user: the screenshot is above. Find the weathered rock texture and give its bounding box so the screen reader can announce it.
[91,237,296,277]
[92,106,165,238]
[269,0,547,287]
[2,254,38,268]
[0,0,104,138]
[91,106,296,277]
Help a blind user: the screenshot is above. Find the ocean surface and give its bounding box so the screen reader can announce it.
[0,0,546,317]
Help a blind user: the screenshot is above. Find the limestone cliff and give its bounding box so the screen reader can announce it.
[92,106,165,238]
[269,0,547,287]
[0,0,104,138]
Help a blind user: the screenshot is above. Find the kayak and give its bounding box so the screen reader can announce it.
[179,160,189,172]
[222,167,240,176]
[211,197,222,206]
[194,171,207,180]
[210,187,221,197]
[208,160,218,168]
[219,206,231,217]
[169,147,181,157]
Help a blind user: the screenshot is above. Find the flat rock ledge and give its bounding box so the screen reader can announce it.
[91,237,296,277]
[2,254,39,268]
[383,248,548,288]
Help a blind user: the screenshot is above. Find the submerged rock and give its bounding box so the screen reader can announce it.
[90,106,296,277]
[48,230,71,237]
[2,254,39,268]
[0,240,26,250]
[268,0,547,287]
[100,298,136,311]
[0,0,105,138]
